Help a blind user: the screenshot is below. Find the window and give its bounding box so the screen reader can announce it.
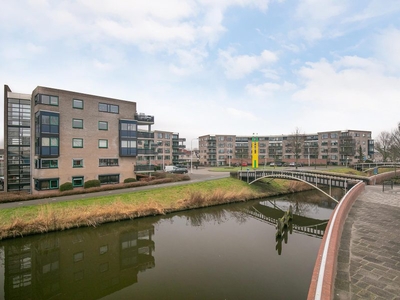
[73,252,84,262]
[72,119,83,129]
[72,138,83,148]
[35,94,59,106]
[99,245,108,255]
[98,174,119,184]
[36,111,59,134]
[37,159,58,169]
[73,159,83,168]
[98,121,108,130]
[40,137,59,156]
[99,158,119,166]
[120,120,137,156]
[73,99,83,109]
[72,176,84,187]
[99,103,119,114]
[34,178,59,190]
[98,139,108,148]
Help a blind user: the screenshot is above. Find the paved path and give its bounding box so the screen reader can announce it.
[334,185,400,299]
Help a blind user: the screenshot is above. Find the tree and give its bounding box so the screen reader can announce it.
[358,145,364,163]
[389,124,400,162]
[374,131,392,162]
[288,127,305,169]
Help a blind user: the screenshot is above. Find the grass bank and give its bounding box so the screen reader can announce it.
[0,177,310,240]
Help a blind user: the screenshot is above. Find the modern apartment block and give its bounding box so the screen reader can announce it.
[199,130,374,166]
[3,85,155,194]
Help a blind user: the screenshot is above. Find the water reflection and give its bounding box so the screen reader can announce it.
[0,189,339,300]
[0,219,155,300]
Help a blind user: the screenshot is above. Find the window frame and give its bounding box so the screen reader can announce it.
[73,99,84,109]
[72,159,84,168]
[72,118,83,129]
[72,176,84,187]
[98,139,108,149]
[72,138,83,148]
[98,121,108,131]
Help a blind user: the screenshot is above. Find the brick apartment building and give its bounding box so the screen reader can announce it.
[3,85,185,194]
[199,130,374,167]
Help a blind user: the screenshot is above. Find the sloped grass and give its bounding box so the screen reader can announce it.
[0,177,304,240]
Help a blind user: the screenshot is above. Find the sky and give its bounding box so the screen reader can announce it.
[1,0,400,149]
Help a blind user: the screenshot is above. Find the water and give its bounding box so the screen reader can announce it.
[0,189,339,300]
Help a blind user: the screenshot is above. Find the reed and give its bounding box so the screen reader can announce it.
[0,177,307,240]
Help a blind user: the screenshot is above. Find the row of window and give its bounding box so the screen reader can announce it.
[72,119,109,130]
[36,94,120,115]
[34,174,120,190]
[35,158,120,169]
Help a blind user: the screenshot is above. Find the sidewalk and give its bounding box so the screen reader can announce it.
[334,185,400,299]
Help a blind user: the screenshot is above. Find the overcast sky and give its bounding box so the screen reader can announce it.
[1,0,400,149]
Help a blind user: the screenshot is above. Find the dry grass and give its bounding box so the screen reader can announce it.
[0,177,312,240]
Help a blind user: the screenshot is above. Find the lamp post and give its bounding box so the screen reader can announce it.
[190,138,198,174]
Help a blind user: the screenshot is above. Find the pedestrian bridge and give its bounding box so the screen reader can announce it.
[236,170,368,202]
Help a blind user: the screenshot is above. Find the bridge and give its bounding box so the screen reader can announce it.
[236,170,368,202]
[245,201,328,239]
[352,162,400,172]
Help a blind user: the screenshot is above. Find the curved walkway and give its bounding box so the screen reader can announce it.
[333,185,400,299]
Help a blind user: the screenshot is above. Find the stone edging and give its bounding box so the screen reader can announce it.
[307,181,365,300]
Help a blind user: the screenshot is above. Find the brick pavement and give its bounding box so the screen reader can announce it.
[334,185,400,300]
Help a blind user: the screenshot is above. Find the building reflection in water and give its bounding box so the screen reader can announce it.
[0,219,155,300]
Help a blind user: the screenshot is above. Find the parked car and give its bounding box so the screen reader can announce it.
[170,167,188,174]
[289,162,302,167]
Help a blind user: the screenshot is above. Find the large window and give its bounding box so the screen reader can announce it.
[99,103,119,114]
[36,111,59,134]
[72,119,83,129]
[99,159,119,166]
[73,99,84,109]
[34,94,59,106]
[34,178,59,190]
[40,137,59,156]
[98,174,119,185]
[72,138,83,148]
[36,159,58,169]
[119,120,137,156]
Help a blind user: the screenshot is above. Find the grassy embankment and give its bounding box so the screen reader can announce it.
[0,177,308,240]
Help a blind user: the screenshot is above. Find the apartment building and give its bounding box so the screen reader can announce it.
[3,85,154,194]
[199,130,374,166]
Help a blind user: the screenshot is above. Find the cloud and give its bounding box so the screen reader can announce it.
[226,107,257,120]
[218,48,278,79]
[374,27,400,71]
[292,56,400,132]
[246,81,296,97]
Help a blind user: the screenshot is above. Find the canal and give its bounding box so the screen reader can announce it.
[0,189,340,300]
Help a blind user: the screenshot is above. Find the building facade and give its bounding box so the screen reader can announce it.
[199,130,374,167]
[3,85,156,194]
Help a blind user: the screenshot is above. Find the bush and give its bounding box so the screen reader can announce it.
[124,178,137,183]
[59,182,73,192]
[84,179,101,189]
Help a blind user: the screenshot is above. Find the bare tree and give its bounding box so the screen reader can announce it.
[390,125,400,162]
[374,131,392,162]
[288,127,305,169]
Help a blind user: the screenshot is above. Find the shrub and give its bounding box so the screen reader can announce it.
[124,178,137,183]
[84,179,101,189]
[59,182,73,192]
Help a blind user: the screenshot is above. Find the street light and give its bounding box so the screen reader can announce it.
[190,138,198,174]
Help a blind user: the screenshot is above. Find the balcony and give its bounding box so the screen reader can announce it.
[137,148,157,155]
[134,164,157,172]
[137,131,154,139]
[135,113,154,124]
